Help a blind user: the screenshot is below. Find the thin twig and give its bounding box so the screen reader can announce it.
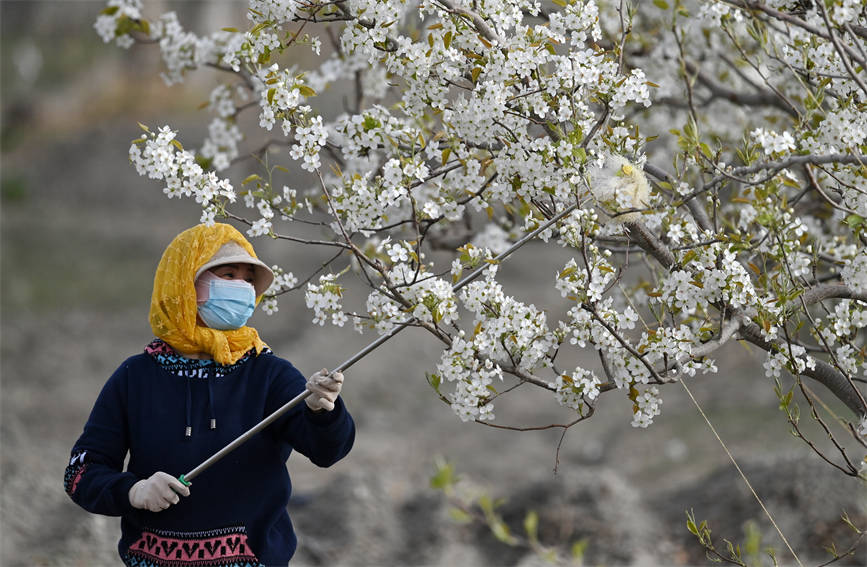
[680,379,804,567]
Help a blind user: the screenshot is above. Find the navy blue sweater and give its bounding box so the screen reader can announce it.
[64,352,355,566]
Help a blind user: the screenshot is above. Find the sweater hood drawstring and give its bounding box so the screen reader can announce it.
[183,368,218,438]
[185,375,192,438]
[208,366,217,431]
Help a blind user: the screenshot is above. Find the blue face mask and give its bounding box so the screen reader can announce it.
[197,278,256,330]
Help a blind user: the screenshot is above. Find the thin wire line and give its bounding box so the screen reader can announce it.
[679,379,804,567]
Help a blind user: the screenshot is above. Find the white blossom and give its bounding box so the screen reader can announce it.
[842,251,867,295]
[102,0,867,435]
[306,274,345,327]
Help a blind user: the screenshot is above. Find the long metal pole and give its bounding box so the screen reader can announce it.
[180,202,578,484]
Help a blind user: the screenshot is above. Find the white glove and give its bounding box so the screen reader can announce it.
[128,471,190,513]
[305,368,344,412]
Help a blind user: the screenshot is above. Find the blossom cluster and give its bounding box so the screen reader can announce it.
[260,265,299,315]
[556,251,615,305]
[842,251,867,296]
[750,128,797,157]
[631,386,662,429]
[201,118,243,172]
[305,273,346,327]
[128,125,236,226]
[552,368,602,412]
[763,344,817,380]
[810,299,867,380]
[256,64,311,135]
[459,266,556,372]
[389,263,459,327]
[289,115,328,172]
[247,0,299,24]
[435,334,502,422]
[94,0,142,48]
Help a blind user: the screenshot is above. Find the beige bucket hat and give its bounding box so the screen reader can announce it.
[195,241,275,297]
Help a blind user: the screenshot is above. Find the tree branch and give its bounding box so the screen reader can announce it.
[643,162,713,232]
[686,59,799,117]
[435,0,501,44]
[622,220,677,269]
[738,314,866,417]
[619,220,867,418]
[801,282,867,306]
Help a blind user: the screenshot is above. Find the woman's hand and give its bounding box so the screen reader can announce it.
[128,471,190,512]
[305,369,344,412]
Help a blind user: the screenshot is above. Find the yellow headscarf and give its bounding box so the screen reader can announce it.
[150,223,268,364]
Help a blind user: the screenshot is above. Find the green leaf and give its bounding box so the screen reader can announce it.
[743,520,761,558]
[574,146,587,164]
[524,510,539,541]
[195,155,213,170]
[427,372,441,393]
[779,389,793,410]
[362,115,381,131]
[242,174,262,186]
[571,538,589,560]
[491,520,516,545]
[171,139,184,152]
[559,265,578,279]
[686,510,699,536]
[441,147,451,167]
[448,507,472,524]
[430,460,455,490]
[682,250,697,265]
[478,494,493,515]
[845,214,865,230]
[653,0,669,9]
[297,85,316,98]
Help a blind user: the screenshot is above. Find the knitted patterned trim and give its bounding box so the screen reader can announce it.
[64,451,87,496]
[122,557,261,567]
[144,339,270,379]
[124,525,263,567]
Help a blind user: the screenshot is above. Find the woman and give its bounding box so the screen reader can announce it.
[64,223,355,566]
